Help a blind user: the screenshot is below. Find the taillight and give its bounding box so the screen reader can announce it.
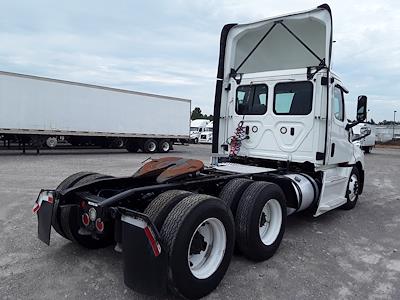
[95,218,104,232]
[82,213,90,226]
[79,201,86,209]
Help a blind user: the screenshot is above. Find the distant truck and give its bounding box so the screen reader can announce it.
[199,121,213,143]
[189,119,209,143]
[0,71,191,153]
[353,123,376,153]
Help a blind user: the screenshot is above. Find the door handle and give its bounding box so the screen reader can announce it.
[290,128,295,136]
[331,143,335,157]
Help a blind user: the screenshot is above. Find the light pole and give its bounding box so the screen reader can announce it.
[394,110,397,140]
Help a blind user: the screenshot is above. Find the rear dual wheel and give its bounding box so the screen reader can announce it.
[53,172,114,248]
[145,191,234,299]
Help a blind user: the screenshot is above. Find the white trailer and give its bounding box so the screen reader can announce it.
[0,71,191,153]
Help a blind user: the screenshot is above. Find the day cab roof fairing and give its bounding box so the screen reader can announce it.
[224,4,333,77]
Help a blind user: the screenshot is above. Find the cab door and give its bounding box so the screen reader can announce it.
[327,84,353,164]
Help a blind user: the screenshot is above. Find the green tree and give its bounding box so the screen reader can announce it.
[191,107,203,120]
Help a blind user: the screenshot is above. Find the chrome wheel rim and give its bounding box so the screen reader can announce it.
[148,141,157,152]
[259,199,282,246]
[188,217,226,279]
[348,174,359,201]
[162,142,170,152]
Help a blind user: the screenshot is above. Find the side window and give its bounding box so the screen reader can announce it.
[236,84,268,115]
[333,87,344,121]
[274,81,313,115]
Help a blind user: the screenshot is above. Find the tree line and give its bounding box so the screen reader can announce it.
[191,107,213,121]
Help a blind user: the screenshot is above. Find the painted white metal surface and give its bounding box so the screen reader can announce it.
[0,71,191,138]
[214,162,275,174]
[224,5,332,75]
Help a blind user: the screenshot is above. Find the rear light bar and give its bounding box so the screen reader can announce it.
[32,191,54,214]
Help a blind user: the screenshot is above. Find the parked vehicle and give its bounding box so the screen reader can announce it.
[199,121,213,144]
[190,119,209,143]
[352,123,376,153]
[0,71,191,153]
[33,5,368,299]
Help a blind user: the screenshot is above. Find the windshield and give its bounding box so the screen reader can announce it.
[205,127,213,132]
[190,127,199,131]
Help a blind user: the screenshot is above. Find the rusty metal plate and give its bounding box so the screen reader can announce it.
[133,157,204,183]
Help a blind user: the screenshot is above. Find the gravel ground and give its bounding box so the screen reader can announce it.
[0,144,399,299]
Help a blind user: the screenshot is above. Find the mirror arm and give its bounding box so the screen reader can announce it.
[345,121,359,131]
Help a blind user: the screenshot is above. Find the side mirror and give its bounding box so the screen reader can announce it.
[357,95,368,122]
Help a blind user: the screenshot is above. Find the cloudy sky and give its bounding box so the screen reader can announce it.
[1,0,399,122]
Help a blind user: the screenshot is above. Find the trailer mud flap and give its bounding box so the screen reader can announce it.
[121,210,168,296]
[33,190,55,245]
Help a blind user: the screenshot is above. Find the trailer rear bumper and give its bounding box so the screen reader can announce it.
[119,208,168,296]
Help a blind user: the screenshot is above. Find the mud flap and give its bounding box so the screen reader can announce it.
[35,190,55,245]
[120,209,168,296]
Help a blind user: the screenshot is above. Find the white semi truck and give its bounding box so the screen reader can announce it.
[33,4,369,299]
[199,121,213,143]
[0,71,191,153]
[189,119,210,143]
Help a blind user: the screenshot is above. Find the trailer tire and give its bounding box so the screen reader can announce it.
[144,190,192,230]
[53,172,95,239]
[160,194,234,299]
[235,181,286,261]
[158,139,171,153]
[219,178,253,216]
[341,167,360,210]
[143,139,158,153]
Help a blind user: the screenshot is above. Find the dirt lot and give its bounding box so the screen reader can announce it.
[0,145,399,299]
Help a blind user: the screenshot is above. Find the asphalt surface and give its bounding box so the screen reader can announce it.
[0,144,399,299]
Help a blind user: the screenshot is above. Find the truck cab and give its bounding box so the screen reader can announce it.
[199,121,213,143]
[212,4,367,216]
[190,119,210,143]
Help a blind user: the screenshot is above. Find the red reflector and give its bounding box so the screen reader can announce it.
[95,218,104,232]
[144,226,160,257]
[32,202,40,214]
[79,201,86,209]
[47,196,54,204]
[82,213,90,226]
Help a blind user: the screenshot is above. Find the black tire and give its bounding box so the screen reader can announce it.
[158,139,171,153]
[365,147,371,153]
[194,138,199,144]
[73,173,114,186]
[53,172,94,239]
[54,172,114,245]
[60,205,114,249]
[144,190,192,230]
[143,139,158,153]
[160,194,234,299]
[219,178,253,216]
[235,181,286,261]
[341,167,360,210]
[126,140,139,153]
